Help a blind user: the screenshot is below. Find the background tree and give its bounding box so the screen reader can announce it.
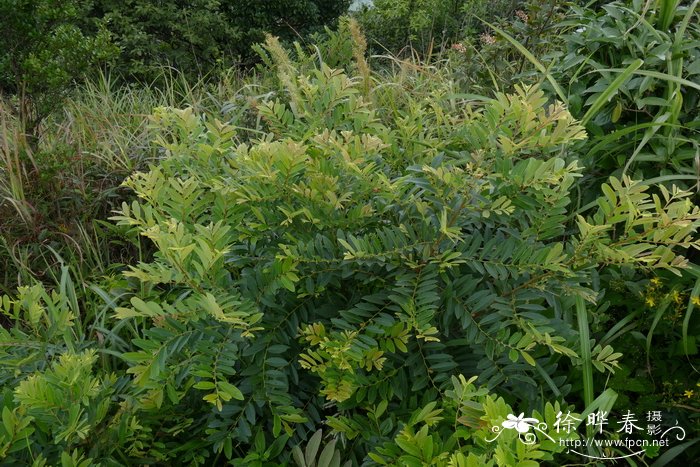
[92,0,352,79]
[0,0,116,138]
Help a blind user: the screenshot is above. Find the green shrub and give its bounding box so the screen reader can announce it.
[0,0,117,134]
[106,37,700,462]
[552,0,700,181]
[2,31,700,465]
[93,0,352,79]
[0,69,225,294]
[445,0,568,93]
[355,0,522,55]
[478,3,700,457]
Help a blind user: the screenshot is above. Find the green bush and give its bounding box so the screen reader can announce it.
[445,0,568,93]
[93,0,352,79]
[552,0,700,181]
[2,33,699,464]
[0,0,116,133]
[0,70,226,295]
[355,0,522,55]
[0,0,352,111]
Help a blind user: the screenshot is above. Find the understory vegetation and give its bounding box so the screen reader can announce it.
[1,1,699,465]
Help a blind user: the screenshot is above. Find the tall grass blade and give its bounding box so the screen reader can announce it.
[600,68,700,92]
[651,439,699,467]
[622,112,670,175]
[663,0,699,153]
[585,120,683,160]
[644,174,699,185]
[575,296,594,438]
[599,310,640,348]
[658,0,681,30]
[535,362,561,397]
[645,297,672,369]
[482,20,568,104]
[673,0,699,45]
[580,59,643,127]
[0,104,32,223]
[579,388,618,424]
[578,387,618,458]
[682,277,700,357]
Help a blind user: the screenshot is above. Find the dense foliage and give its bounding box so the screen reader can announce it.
[2,1,700,465]
[0,0,116,132]
[355,0,534,55]
[0,0,350,130]
[1,27,700,464]
[445,0,568,93]
[92,0,351,78]
[554,0,700,181]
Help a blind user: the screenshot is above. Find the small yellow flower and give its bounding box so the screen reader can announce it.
[684,390,694,399]
[692,296,700,306]
[645,296,656,307]
[670,290,682,304]
[650,277,662,286]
